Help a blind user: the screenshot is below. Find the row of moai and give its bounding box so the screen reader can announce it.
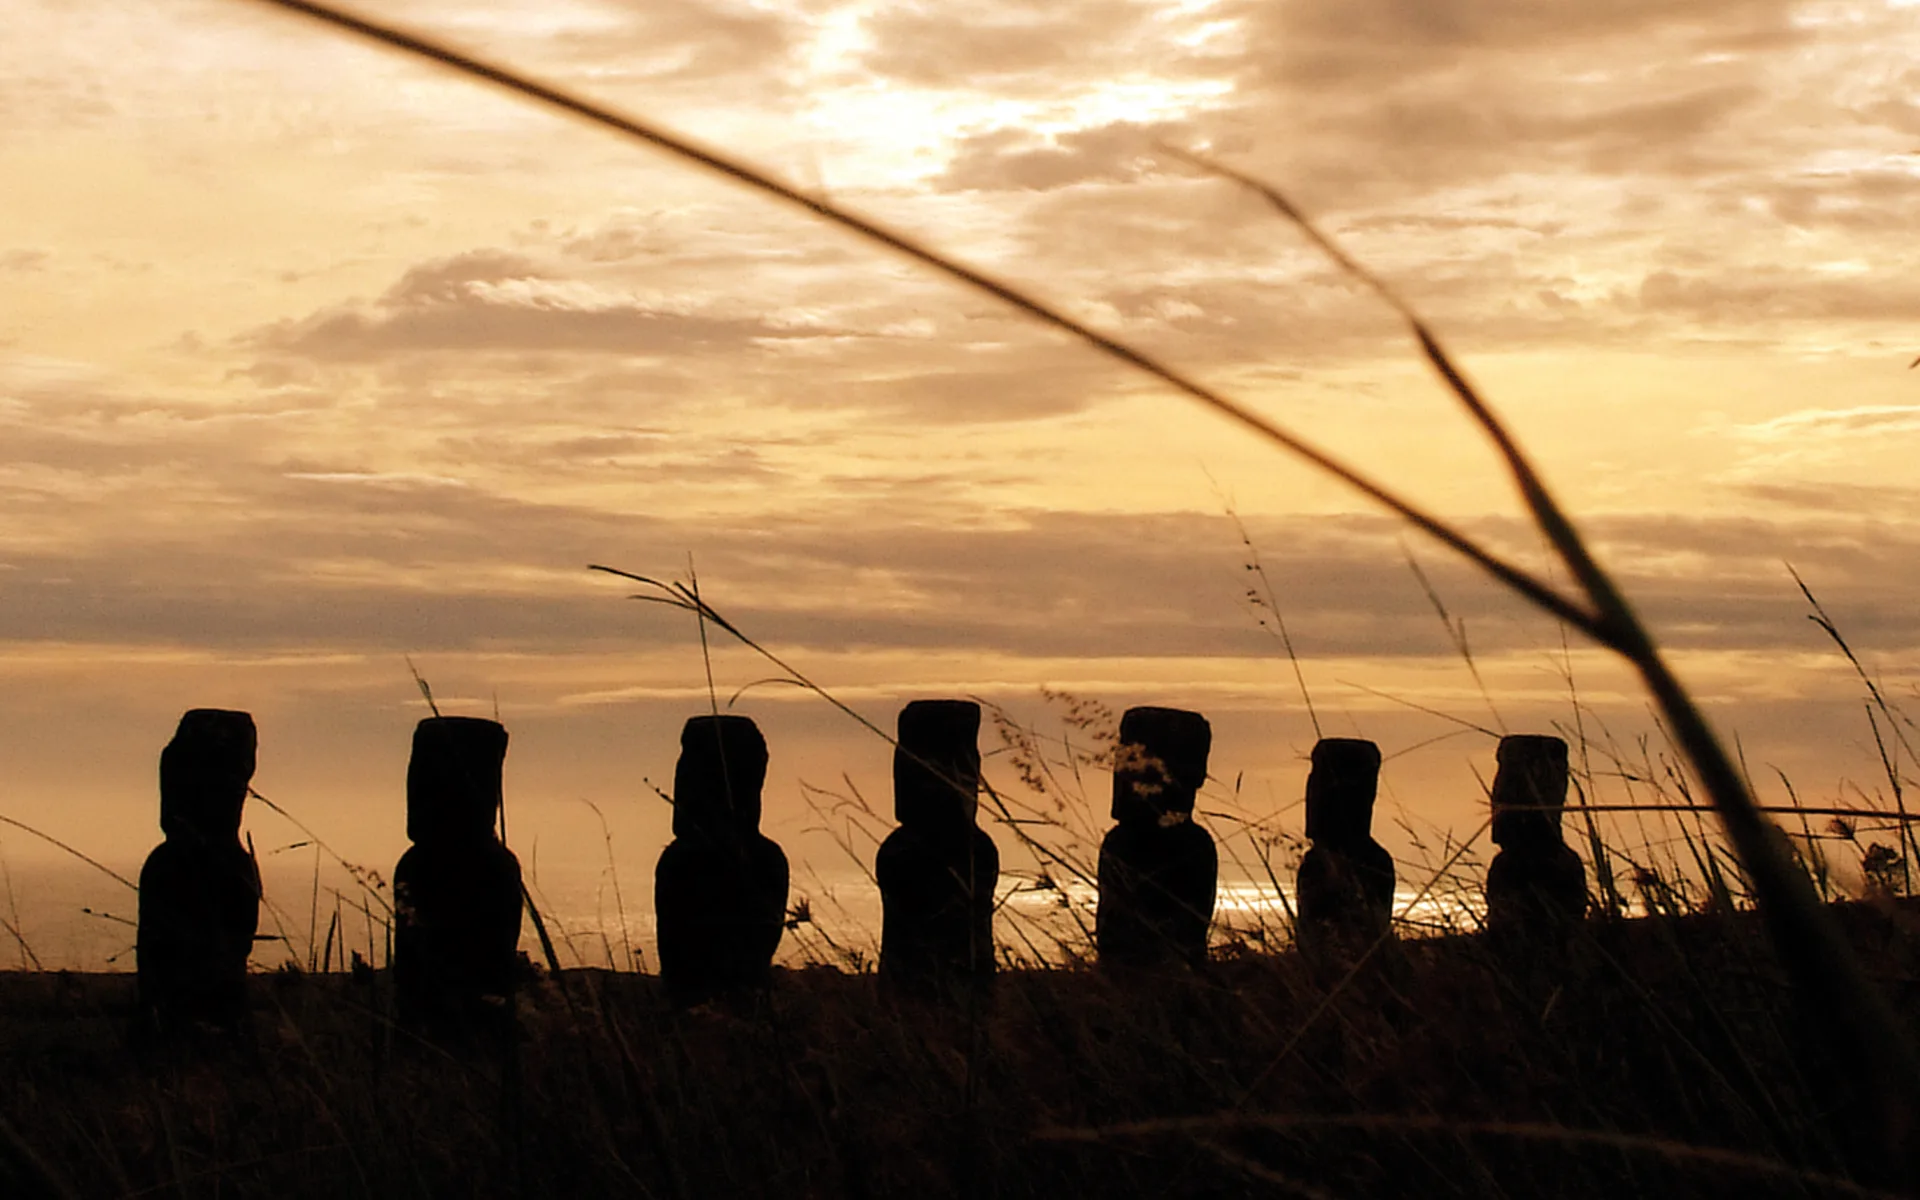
[134,704,1592,1032]
[135,710,528,1036]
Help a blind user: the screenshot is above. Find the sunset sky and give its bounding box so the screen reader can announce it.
[5,0,1920,964]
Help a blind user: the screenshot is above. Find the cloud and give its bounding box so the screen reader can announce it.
[931,119,1203,194]
[285,470,473,488]
[1370,82,1758,175]
[1733,405,1920,442]
[856,0,1230,93]
[250,249,838,362]
[20,4,1920,667]
[833,352,1134,422]
[1638,265,1920,327]
[233,239,1166,424]
[0,250,48,273]
[1245,0,1803,91]
[1753,167,1920,233]
[0,44,116,130]
[540,0,806,92]
[3,470,1914,665]
[1736,480,1920,515]
[887,0,1811,223]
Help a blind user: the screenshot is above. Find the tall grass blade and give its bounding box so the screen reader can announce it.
[1223,501,1322,738]
[1174,148,1920,1178]
[1402,542,1504,733]
[1794,562,1920,891]
[406,654,441,718]
[0,814,136,892]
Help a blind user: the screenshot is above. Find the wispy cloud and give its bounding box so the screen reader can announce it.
[1735,404,1920,441]
[283,470,471,488]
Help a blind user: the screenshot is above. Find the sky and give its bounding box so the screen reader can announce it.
[4,0,1920,967]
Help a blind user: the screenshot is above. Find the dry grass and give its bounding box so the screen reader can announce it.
[1,896,1916,1198]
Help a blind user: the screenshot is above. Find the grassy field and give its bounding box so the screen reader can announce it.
[9,9,1911,1198]
[2,895,1915,1199]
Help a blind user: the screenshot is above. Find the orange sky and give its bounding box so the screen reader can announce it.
[5,0,1920,965]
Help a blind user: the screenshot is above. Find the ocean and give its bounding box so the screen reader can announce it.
[0,853,1487,974]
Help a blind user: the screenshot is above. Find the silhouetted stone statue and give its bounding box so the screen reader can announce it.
[876,700,998,996]
[1485,734,1588,942]
[137,708,262,1035]
[393,716,523,1030]
[1096,706,1219,971]
[1295,738,1396,953]
[654,714,789,1006]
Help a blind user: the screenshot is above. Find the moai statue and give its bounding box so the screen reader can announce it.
[1294,738,1396,952]
[1485,734,1588,942]
[876,700,999,995]
[1096,706,1219,971]
[654,714,790,1006]
[137,709,262,1035]
[393,716,524,1029]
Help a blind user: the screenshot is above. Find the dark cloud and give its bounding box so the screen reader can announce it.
[1220,74,1768,203]
[854,0,1810,203]
[0,69,115,129]
[4,469,1915,665]
[265,302,802,361]
[0,377,341,480]
[1736,405,1920,441]
[1637,267,1920,326]
[835,353,1135,422]
[0,249,48,272]
[1749,168,1920,233]
[1279,0,1794,47]
[1737,481,1920,516]
[232,238,1176,424]
[871,0,1818,221]
[835,4,1918,375]
[1247,0,1802,90]
[562,225,665,265]
[1854,91,1920,139]
[932,120,1206,194]
[380,251,542,306]
[530,432,667,460]
[1360,83,1756,177]
[543,0,805,89]
[857,0,1227,92]
[1341,213,1568,237]
[955,160,1913,360]
[248,249,839,362]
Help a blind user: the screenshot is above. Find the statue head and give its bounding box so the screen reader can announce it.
[1490,734,1571,848]
[1303,737,1382,846]
[1110,706,1210,826]
[406,716,509,844]
[894,699,982,831]
[158,708,257,841]
[672,714,768,840]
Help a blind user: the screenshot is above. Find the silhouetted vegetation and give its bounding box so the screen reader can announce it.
[2,894,1916,1198]
[3,687,1913,1197]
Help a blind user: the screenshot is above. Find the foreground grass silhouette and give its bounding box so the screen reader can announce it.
[2,901,1915,1198]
